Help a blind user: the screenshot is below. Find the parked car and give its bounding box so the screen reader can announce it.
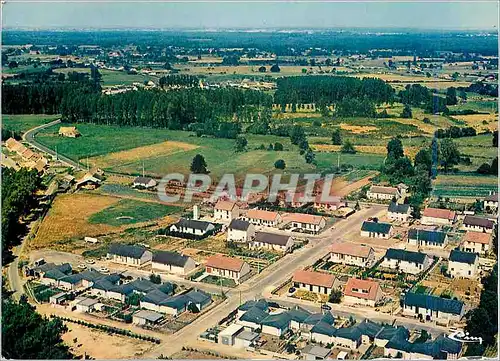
[85,259,95,264]
[321,304,332,311]
[288,287,296,294]
[99,267,109,274]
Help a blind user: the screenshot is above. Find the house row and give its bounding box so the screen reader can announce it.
[421,208,456,226]
[242,209,327,233]
[140,288,212,316]
[407,228,448,248]
[227,219,294,252]
[461,215,495,234]
[4,137,48,172]
[402,292,464,325]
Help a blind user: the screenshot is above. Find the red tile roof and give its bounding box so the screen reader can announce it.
[206,254,246,272]
[369,185,399,195]
[293,269,335,288]
[463,231,491,245]
[246,209,279,222]
[344,278,381,301]
[330,242,374,258]
[215,200,237,211]
[422,208,456,220]
[283,213,324,225]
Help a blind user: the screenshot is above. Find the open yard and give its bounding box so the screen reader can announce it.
[2,114,60,134]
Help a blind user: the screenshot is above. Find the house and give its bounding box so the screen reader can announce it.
[133,176,157,189]
[421,208,456,226]
[374,325,410,347]
[314,195,347,212]
[140,289,171,312]
[237,306,268,330]
[58,126,81,138]
[250,231,293,253]
[360,221,392,239]
[74,297,101,313]
[227,219,255,243]
[58,273,85,291]
[402,292,464,325]
[310,321,337,344]
[334,326,362,350]
[367,185,401,201]
[169,218,215,237]
[329,242,376,268]
[218,324,244,346]
[205,254,251,284]
[5,138,23,153]
[343,278,383,307]
[288,306,312,330]
[184,289,212,312]
[483,193,498,211]
[302,312,335,332]
[152,251,196,275]
[461,215,495,234]
[234,330,259,349]
[408,229,448,248]
[244,209,281,227]
[282,213,326,234]
[384,333,463,360]
[261,312,292,337]
[381,248,432,274]
[301,345,332,360]
[461,231,492,254]
[293,269,336,295]
[237,299,269,318]
[159,294,189,316]
[75,173,102,190]
[36,263,72,285]
[214,200,240,221]
[355,319,384,345]
[132,310,164,326]
[107,244,152,266]
[387,202,411,222]
[448,250,479,279]
[49,292,67,305]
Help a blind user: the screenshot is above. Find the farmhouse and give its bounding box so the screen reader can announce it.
[151,251,196,275]
[329,242,376,268]
[387,202,411,222]
[169,218,215,237]
[360,221,392,239]
[5,138,23,153]
[314,195,347,211]
[75,172,103,190]
[484,193,498,211]
[58,126,81,138]
[214,200,240,221]
[402,292,464,325]
[343,278,383,307]
[293,269,336,295]
[421,208,456,226]
[461,215,495,234]
[461,231,492,254]
[107,243,152,267]
[205,254,251,284]
[380,248,432,274]
[366,185,401,201]
[408,228,448,248]
[133,176,157,189]
[244,209,281,227]
[282,213,326,234]
[250,231,293,252]
[227,219,255,243]
[132,310,164,326]
[261,312,292,337]
[448,249,479,279]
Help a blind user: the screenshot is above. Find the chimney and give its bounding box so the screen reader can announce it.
[193,205,199,220]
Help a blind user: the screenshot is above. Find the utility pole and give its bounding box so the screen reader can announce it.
[142,161,145,177]
[55,145,58,161]
[337,153,340,168]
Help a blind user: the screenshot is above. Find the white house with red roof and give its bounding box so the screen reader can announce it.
[214,200,240,221]
[205,255,251,284]
[282,213,326,234]
[244,209,281,227]
[421,208,456,226]
[461,232,492,254]
[293,269,336,295]
[343,278,383,307]
[313,195,347,211]
[329,242,376,268]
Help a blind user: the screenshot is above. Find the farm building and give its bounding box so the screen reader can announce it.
[205,254,251,284]
[402,292,464,325]
[244,209,281,227]
[227,219,255,243]
[249,231,293,253]
[132,310,164,326]
[448,249,479,279]
[483,193,498,211]
[169,218,215,237]
[343,277,383,307]
[75,172,103,190]
[421,208,456,226]
[461,215,495,234]
[282,213,326,234]
[366,185,402,201]
[107,244,152,267]
[151,251,196,275]
[214,200,240,221]
[58,126,81,138]
[380,248,432,274]
[329,242,376,268]
[360,221,392,239]
[293,269,336,295]
[133,176,157,189]
[387,202,411,222]
[461,231,492,254]
[408,228,448,248]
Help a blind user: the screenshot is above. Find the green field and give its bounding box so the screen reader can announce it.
[2,114,60,134]
[432,174,497,199]
[88,199,181,226]
[316,152,385,170]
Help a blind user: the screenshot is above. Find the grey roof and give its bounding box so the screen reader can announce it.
[79,270,106,282]
[239,306,269,324]
[449,249,478,265]
[108,243,147,259]
[142,289,170,305]
[134,309,163,322]
[127,278,156,294]
[361,221,392,234]
[115,283,135,296]
[152,251,191,267]
[463,215,495,229]
[160,294,188,310]
[335,325,363,341]
[304,312,335,326]
[376,326,410,341]
[302,345,331,358]
[77,297,99,307]
[310,321,337,337]
[104,273,121,284]
[287,306,312,323]
[388,202,411,214]
[92,279,119,292]
[236,330,259,342]
[134,176,154,184]
[59,273,84,284]
[185,289,211,305]
[37,262,72,274]
[155,282,174,295]
[411,334,463,358]
[261,312,292,330]
[356,319,383,338]
[385,331,413,352]
[238,299,268,312]
[408,229,447,244]
[229,219,251,231]
[254,231,290,246]
[176,218,213,231]
[385,248,428,264]
[404,292,464,315]
[44,268,69,280]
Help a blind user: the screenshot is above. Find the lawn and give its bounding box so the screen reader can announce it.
[2,114,60,134]
[200,275,237,288]
[88,199,181,226]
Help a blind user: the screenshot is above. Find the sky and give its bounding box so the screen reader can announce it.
[2,1,499,30]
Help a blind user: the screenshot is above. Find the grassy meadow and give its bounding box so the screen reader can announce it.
[2,114,60,134]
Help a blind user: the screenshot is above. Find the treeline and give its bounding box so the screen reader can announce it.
[459,82,498,97]
[434,126,476,138]
[274,76,394,106]
[398,84,448,113]
[159,74,198,88]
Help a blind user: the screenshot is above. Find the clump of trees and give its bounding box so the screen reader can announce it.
[477,157,498,175]
[331,129,342,145]
[274,159,286,170]
[190,154,209,174]
[341,140,356,154]
[434,126,476,138]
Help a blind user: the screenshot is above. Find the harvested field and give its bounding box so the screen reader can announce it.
[450,113,497,132]
[314,173,376,198]
[312,144,421,158]
[339,124,378,134]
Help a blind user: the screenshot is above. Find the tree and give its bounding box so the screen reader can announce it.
[258,66,266,73]
[439,139,460,172]
[187,303,200,313]
[190,154,209,174]
[274,159,286,169]
[290,125,307,147]
[274,142,284,151]
[331,129,342,145]
[386,138,404,160]
[149,274,161,284]
[446,87,458,105]
[2,299,74,359]
[477,163,491,174]
[329,289,342,303]
[401,104,412,118]
[304,150,316,164]
[270,64,281,73]
[493,131,498,147]
[234,136,248,152]
[8,61,18,69]
[414,148,432,173]
[341,140,356,154]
